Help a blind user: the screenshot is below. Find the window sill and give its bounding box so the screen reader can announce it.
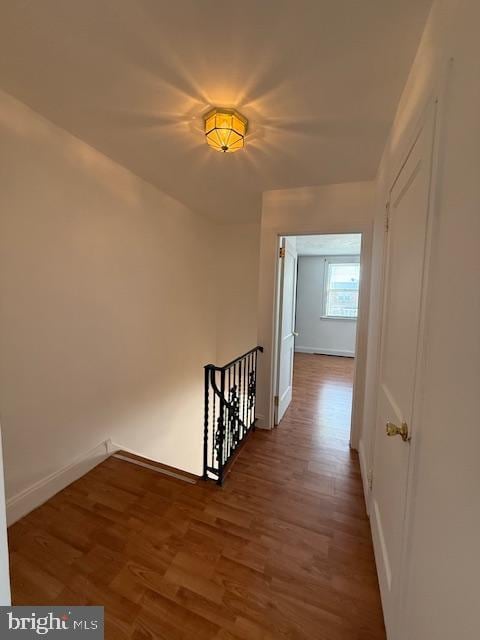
[320,316,357,321]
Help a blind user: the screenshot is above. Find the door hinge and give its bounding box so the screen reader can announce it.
[367,469,373,491]
[385,201,390,232]
[279,247,285,258]
[274,395,279,406]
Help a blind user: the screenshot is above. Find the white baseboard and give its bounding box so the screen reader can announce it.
[295,346,355,358]
[109,440,199,483]
[7,439,114,526]
[358,439,371,515]
[112,453,196,484]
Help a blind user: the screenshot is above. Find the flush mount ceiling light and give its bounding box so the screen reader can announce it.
[204,108,248,153]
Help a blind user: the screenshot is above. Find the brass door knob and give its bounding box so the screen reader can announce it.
[386,421,410,442]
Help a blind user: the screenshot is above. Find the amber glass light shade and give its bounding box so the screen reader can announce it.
[204,108,247,153]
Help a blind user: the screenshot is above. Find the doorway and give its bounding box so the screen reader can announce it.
[273,233,363,438]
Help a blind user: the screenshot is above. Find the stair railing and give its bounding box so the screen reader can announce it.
[203,346,263,485]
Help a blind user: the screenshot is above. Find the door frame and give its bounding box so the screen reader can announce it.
[273,237,298,425]
[270,231,367,443]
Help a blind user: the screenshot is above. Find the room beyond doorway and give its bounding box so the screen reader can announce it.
[273,233,362,433]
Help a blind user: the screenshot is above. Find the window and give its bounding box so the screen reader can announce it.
[324,261,360,318]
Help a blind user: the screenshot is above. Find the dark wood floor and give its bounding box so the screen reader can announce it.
[8,353,386,639]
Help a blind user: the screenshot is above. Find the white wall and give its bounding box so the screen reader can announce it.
[215,222,260,365]
[295,255,359,357]
[0,90,217,511]
[360,0,480,637]
[257,181,375,442]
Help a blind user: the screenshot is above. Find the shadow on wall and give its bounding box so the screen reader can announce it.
[0,90,217,502]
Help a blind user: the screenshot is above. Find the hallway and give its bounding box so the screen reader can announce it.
[8,354,385,639]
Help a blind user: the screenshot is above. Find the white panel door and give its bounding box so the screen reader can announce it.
[370,108,436,638]
[275,237,298,424]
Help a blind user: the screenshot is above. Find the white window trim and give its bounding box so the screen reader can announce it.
[321,255,360,320]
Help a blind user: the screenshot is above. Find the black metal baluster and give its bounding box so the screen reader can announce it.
[217,369,226,485]
[228,364,236,457]
[229,364,237,455]
[253,350,257,428]
[231,365,234,458]
[211,370,216,474]
[244,356,247,431]
[224,367,228,468]
[237,360,243,446]
[241,358,247,438]
[244,355,247,432]
[203,365,210,479]
[244,356,247,435]
[228,365,232,461]
[235,362,239,452]
[244,354,248,430]
[235,361,239,446]
[247,352,251,429]
[253,351,256,427]
[251,352,255,427]
[227,365,231,461]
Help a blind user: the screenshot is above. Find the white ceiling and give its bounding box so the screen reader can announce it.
[0,1,432,222]
[295,234,362,256]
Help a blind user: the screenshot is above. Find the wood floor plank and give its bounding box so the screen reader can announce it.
[8,353,385,639]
